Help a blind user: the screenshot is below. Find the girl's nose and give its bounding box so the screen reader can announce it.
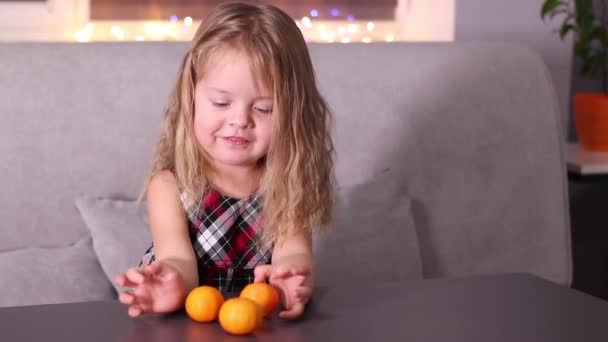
[228,107,250,128]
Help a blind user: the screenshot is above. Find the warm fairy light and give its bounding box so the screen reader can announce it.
[72,9,402,44]
[74,30,90,42]
[144,23,169,39]
[301,16,312,29]
[321,31,334,41]
[110,26,125,40]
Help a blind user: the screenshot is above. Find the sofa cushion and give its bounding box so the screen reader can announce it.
[314,174,423,286]
[0,237,114,307]
[75,197,151,291]
[75,175,423,289]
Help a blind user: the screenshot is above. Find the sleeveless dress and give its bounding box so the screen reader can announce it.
[139,185,273,292]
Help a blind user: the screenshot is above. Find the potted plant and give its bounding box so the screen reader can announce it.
[542,0,608,151]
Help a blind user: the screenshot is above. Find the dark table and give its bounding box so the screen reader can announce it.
[2,273,608,341]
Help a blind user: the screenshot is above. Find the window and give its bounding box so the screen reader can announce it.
[90,0,398,21]
[0,0,453,42]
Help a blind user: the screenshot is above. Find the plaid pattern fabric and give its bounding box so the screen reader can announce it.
[140,186,273,292]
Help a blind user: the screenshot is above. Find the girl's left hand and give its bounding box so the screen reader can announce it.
[253,263,313,320]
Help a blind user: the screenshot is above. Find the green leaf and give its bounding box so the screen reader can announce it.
[560,24,575,39]
[541,0,562,20]
[575,0,594,18]
[574,40,590,59]
[549,8,571,20]
[581,60,592,76]
[590,53,606,77]
[589,27,608,45]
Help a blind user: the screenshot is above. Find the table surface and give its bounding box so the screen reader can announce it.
[2,273,608,342]
[566,143,608,175]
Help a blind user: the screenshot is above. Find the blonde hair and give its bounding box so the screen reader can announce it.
[141,2,334,243]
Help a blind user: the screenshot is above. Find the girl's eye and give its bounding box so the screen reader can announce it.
[255,107,272,114]
[212,102,229,108]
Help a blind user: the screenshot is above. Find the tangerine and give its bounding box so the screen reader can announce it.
[218,297,262,335]
[240,282,280,317]
[185,286,224,323]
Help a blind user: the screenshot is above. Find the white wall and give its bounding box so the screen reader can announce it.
[395,0,455,41]
[0,0,89,41]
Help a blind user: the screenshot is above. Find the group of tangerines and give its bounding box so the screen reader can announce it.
[185,282,280,335]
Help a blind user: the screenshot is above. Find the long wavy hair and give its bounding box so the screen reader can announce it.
[140,2,334,243]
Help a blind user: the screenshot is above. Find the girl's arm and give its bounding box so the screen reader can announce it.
[115,169,199,317]
[271,229,314,277]
[256,228,315,319]
[146,169,199,294]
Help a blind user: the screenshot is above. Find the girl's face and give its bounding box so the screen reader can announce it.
[193,49,274,172]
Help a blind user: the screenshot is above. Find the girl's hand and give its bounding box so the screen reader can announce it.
[114,261,187,317]
[254,263,313,320]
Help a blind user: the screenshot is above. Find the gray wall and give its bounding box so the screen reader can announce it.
[454,0,574,140]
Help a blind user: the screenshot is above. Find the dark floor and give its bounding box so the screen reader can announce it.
[568,173,608,300]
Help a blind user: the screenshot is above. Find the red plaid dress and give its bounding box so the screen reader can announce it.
[139,186,273,292]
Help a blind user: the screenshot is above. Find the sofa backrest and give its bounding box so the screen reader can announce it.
[0,42,571,285]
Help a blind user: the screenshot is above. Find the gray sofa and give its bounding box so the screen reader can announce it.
[0,42,572,307]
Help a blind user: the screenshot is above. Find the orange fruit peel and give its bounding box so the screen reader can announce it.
[185,286,225,323]
[240,282,280,317]
[219,297,263,335]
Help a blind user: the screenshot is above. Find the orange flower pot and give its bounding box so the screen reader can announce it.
[573,93,608,151]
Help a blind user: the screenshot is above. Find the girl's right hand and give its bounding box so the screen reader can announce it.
[114,261,187,317]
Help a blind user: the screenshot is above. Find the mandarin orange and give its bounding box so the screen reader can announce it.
[240,282,280,317]
[185,286,224,323]
[218,297,262,335]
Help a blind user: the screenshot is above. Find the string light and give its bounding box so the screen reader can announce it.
[72,8,401,43]
[111,26,125,40]
[74,30,90,42]
[301,16,312,29]
[321,31,335,41]
[111,26,121,36]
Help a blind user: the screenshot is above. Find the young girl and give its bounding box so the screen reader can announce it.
[114,2,334,321]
